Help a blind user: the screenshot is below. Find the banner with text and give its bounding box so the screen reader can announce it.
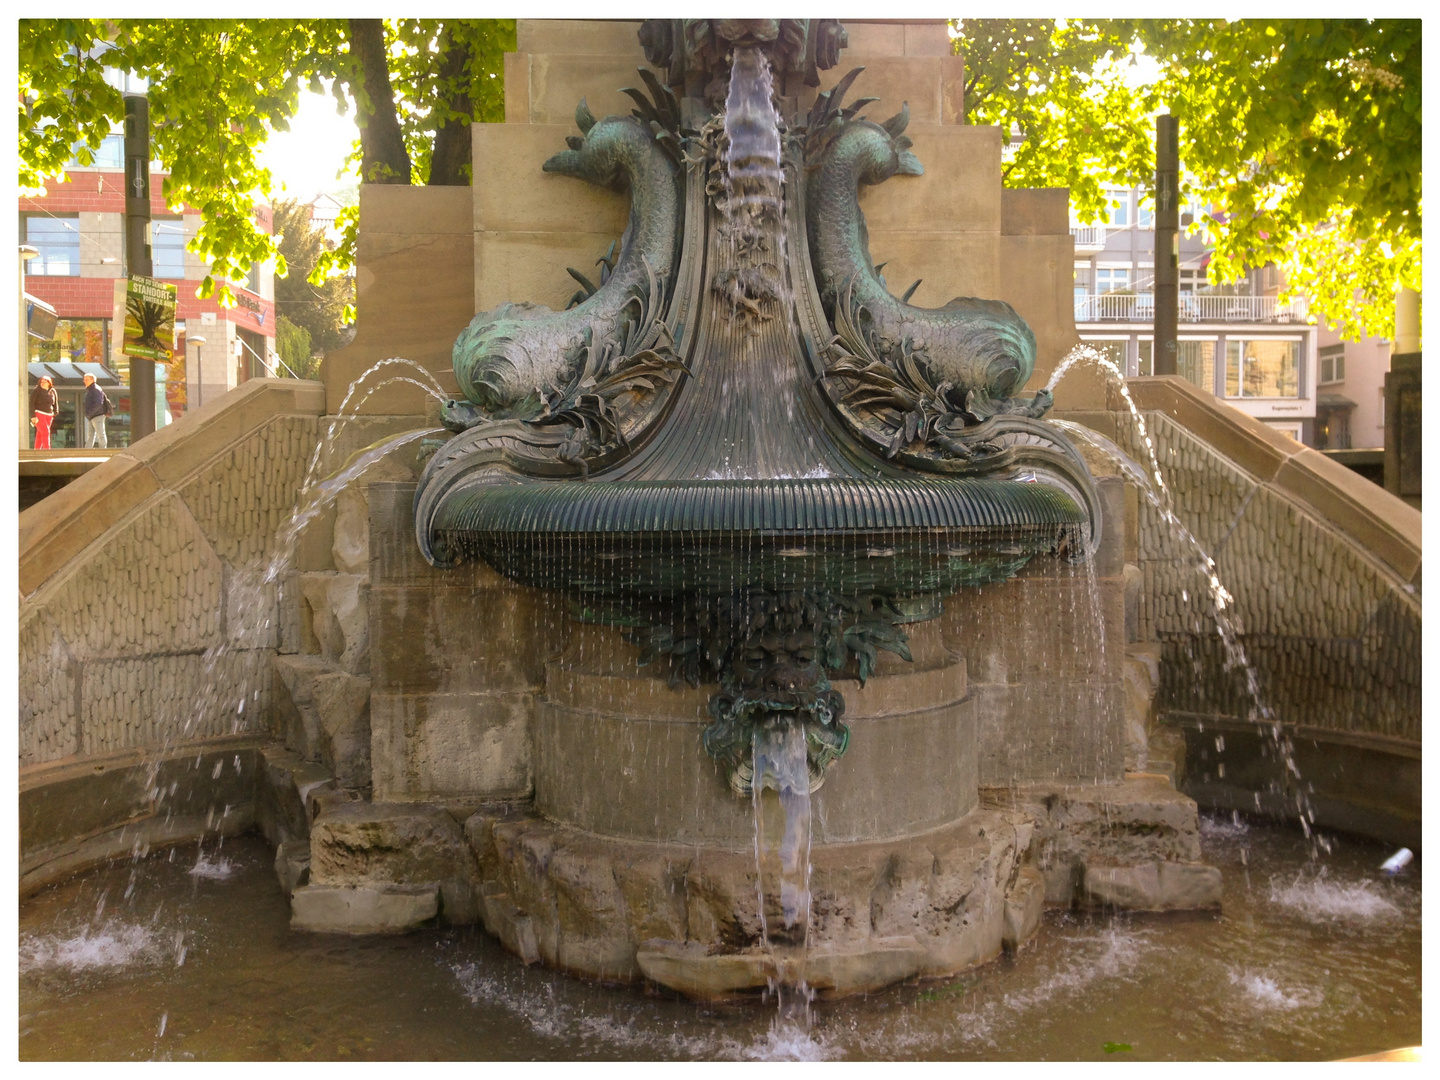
[112,275,177,362]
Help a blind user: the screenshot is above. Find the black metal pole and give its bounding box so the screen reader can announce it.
[124,92,156,440]
[1153,113,1179,377]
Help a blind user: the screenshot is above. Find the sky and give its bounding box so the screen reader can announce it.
[255,86,359,202]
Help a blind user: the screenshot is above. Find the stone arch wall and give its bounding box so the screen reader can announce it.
[1063,376,1421,843]
[18,379,326,886]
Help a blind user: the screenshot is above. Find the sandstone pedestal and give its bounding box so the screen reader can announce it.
[464,806,1041,998]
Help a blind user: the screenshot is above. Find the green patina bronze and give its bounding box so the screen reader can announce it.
[413,19,1102,792]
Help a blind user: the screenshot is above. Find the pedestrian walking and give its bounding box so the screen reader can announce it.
[82,373,111,448]
[30,375,57,450]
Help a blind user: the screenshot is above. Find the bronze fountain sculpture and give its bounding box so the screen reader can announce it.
[416,19,1099,798]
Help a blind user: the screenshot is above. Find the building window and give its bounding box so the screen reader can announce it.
[1073,264,1091,309]
[68,133,125,169]
[1319,345,1345,385]
[1178,339,1216,394]
[152,218,187,279]
[1095,267,1131,294]
[1225,338,1301,398]
[1137,196,1154,230]
[1104,190,1130,228]
[102,68,148,94]
[28,318,110,366]
[22,215,81,276]
[1179,266,1207,293]
[1137,338,1153,377]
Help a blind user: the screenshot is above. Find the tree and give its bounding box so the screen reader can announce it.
[953,19,1421,339]
[275,315,314,379]
[271,197,352,358]
[955,20,1158,226]
[19,19,514,309]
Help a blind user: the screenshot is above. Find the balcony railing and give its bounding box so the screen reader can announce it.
[1074,292,1308,324]
[1070,225,1106,249]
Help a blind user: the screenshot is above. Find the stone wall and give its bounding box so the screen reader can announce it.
[943,478,1129,786]
[18,379,327,882]
[365,482,549,804]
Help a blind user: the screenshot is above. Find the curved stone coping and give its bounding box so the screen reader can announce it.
[1163,713,1421,848]
[19,735,272,896]
[18,378,327,599]
[534,660,975,846]
[433,476,1086,536]
[1120,376,1421,587]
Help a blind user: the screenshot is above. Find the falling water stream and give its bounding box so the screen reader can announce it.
[751,726,815,1032]
[719,44,820,1037]
[120,357,447,863]
[1046,345,1324,839]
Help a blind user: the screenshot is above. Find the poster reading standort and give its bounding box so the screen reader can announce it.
[112,275,177,361]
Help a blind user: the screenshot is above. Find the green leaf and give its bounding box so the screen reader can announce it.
[1102,1042,1133,1054]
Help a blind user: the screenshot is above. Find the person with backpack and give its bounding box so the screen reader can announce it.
[82,373,112,448]
[30,375,57,449]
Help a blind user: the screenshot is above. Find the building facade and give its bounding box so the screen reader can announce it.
[1313,326,1391,451]
[20,129,277,449]
[1072,186,1319,442]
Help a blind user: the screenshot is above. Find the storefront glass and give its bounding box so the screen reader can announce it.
[1225,338,1301,398]
[29,319,109,367]
[1178,339,1215,394]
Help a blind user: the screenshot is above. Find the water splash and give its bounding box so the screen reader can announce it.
[1229,971,1315,1010]
[188,855,235,881]
[19,923,167,973]
[449,960,836,1060]
[1199,811,1251,839]
[1268,870,1401,922]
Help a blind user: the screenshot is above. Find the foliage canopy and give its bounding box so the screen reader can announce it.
[271,197,353,364]
[954,18,1421,339]
[19,19,514,309]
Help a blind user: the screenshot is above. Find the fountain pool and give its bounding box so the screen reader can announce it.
[18,817,1419,1061]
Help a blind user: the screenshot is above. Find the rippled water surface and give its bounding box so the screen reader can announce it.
[19,818,1420,1060]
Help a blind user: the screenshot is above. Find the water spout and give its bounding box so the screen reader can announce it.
[752,722,814,1027]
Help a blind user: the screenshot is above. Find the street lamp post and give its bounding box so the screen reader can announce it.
[188,334,206,410]
[1153,113,1180,377]
[124,92,156,441]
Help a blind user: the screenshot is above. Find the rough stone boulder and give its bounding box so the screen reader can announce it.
[462,806,1045,999]
[273,655,371,790]
[301,801,482,930]
[982,775,1220,909]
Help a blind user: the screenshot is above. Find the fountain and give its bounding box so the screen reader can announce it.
[385,18,1182,1000]
[18,17,1420,1055]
